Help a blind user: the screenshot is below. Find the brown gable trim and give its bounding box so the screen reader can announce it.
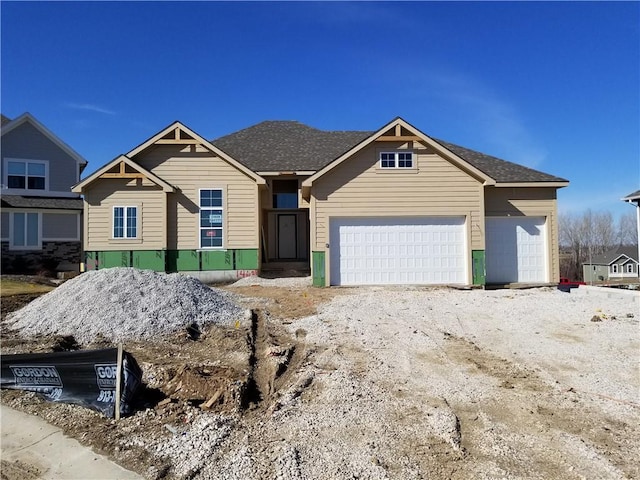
[72,155,175,193]
[126,121,265,185]
[301,117,494,196]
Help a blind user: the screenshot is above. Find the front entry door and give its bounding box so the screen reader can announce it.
[278,214,297,259]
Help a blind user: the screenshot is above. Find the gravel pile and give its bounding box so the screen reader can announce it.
[229,275,311,288]
[7,268,249,344]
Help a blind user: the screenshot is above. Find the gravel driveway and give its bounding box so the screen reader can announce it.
[203,284,639,480]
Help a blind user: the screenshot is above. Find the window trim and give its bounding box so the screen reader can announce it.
[610,264,619,274]
[3,158,49,192]
[198,188,224,249]
[112,206,138,239]
[9,211,42,250]
[625,263,635,274]
[379,151,415,169]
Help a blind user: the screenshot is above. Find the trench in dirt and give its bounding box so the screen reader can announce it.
[242,309,306,411]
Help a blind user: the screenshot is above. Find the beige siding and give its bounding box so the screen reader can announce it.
[84,180,165,250]
[484,186,560,282]
[311,144,484,285]
[311,144,484,250]
[136,145,259,250]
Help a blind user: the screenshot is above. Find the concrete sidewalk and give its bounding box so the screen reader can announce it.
[1,404,142,479]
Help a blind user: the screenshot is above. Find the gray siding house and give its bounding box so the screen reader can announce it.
[1,113,87,273]
[582,246,639,283]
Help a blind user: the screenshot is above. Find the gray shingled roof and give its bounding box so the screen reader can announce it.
[1,114,10,126]
[212,121,372,171]
[622,189,640,200]
[1,195,83,210]
[212,120,567,183]
[432,139,568,183]
[586,246,639,265]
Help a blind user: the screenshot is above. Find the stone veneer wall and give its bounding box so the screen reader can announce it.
[1,241,82,274]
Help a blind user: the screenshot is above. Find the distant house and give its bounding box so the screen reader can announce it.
[582,246,639,283]
[73,117,569,286]
[1,113,87,273]
[622,189,640,266]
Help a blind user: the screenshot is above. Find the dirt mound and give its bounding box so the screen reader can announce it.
[7,268,249,345]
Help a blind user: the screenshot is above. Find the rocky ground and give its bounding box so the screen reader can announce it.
[1,271,638,479]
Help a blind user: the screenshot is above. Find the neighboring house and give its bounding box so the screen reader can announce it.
[622,189,640,266]
[582,246,639,283]
[1,113,87,273]
[72,117,568,286]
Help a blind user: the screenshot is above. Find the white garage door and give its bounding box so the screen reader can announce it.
[329,217,466,286]
[485,217,547,283]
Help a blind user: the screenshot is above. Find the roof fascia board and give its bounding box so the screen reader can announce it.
[493,182,570,188]
[72,155,175,193]
[126,121,266,185]
[302,117,495,190]
[1,112,88,168]
[257,171,316,176]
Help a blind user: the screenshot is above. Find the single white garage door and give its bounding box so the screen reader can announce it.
[329,217,466,286]
[485,217,547,283]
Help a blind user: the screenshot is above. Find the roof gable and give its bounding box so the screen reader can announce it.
[586,246,639,265]
[302,117,496,191]
[72,155,175,193]
[127,121,265,185]
[1,112,88,168]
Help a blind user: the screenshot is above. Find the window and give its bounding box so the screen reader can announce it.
[611,264,619,274]
[11,212,40,249]
[272,179,299,209]
[626,263,635,274]
[199,189,223,248]
[6,159,47,190]
[113,206,137,239]
[380,152,413,169]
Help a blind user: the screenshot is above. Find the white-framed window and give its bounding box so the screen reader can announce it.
[626,263,635,274]
[199,189,223,248]
[113,206,138,239]
[611,264,619,274]
[10,212,41,250]
[380,152,413,169]
[4,158,48,191]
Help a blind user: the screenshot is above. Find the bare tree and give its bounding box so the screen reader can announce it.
[617,210,639,246]
[558,209,619,280]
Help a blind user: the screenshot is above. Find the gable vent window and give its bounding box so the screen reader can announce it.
[380,152,413,169]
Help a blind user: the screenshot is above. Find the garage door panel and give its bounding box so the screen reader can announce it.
[486,217,547,283]
[330,217,466,286]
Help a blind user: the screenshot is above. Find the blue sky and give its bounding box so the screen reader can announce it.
[2,1,638,219]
